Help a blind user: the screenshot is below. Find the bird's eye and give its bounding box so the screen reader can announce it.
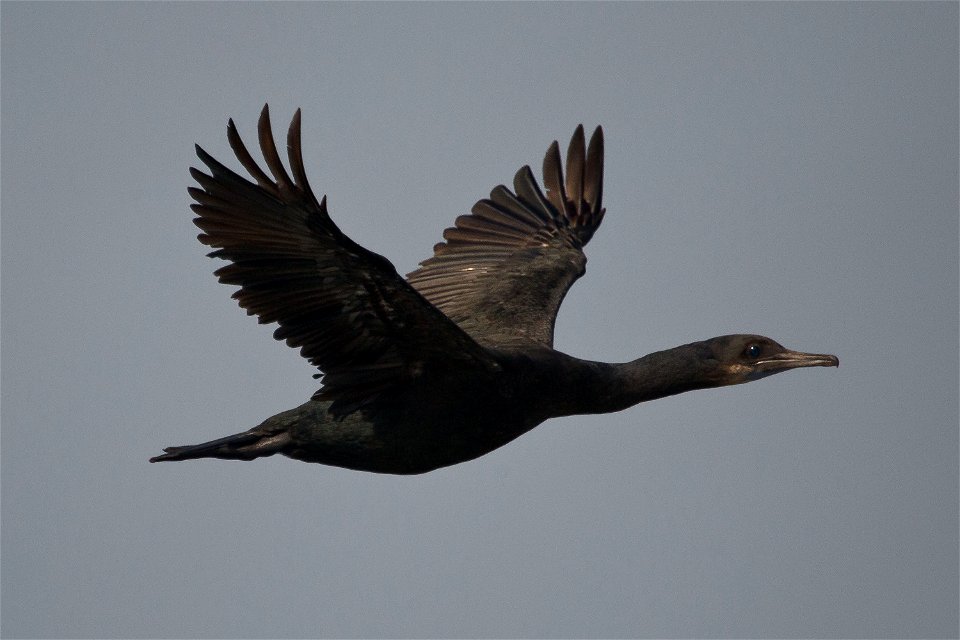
[744,343,762,359]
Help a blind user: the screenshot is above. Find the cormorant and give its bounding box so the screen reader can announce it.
[150,106,838,474]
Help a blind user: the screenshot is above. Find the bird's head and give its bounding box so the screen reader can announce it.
[696,334,839,386]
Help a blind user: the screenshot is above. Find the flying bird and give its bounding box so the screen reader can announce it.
[151,106,838,474]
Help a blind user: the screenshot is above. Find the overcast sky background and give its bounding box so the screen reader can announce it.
[2,3,957,638]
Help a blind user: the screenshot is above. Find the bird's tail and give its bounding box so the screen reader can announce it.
[149,428,292,463]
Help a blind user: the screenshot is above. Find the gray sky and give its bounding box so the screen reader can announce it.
[2,3,957,638]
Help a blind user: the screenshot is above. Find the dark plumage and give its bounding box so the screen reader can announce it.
[151,106,838,474]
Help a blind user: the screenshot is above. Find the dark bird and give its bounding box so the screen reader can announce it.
[151,106,838,474]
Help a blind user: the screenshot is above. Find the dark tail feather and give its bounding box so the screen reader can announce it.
[150,429,291,463]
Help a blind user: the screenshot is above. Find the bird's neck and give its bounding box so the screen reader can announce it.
[563,342,721,416]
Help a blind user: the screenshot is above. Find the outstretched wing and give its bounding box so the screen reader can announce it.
[189,105,498,416]
[406,125,605,348]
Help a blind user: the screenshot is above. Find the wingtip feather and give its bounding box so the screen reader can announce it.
[584,125,604,216]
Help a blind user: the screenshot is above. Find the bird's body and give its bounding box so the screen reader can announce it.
[151,107,838,474]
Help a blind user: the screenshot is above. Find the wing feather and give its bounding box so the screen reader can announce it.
[406,125,606,347]
[542,140,567,215]
[565,125,586,219]
[190,105,497,416]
